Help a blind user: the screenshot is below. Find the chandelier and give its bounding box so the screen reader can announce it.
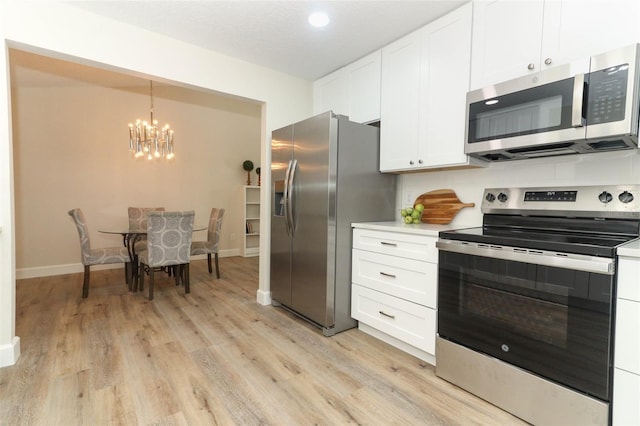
[128,81,175,160]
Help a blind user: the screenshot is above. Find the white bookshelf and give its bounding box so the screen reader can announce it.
[243,185,260,257]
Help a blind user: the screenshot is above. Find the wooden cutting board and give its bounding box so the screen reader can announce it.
[414,189,475,225]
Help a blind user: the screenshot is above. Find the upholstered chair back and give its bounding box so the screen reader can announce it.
[68,208,92,265]
[207,208,225,249]
[128,207,165,231]
[146,211,195,267]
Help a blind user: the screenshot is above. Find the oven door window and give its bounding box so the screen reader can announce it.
[438,251,613,401]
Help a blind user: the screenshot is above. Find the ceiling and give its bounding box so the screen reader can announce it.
[64,0,468,81]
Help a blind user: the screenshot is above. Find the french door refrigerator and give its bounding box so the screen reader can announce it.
[270,111,396,336]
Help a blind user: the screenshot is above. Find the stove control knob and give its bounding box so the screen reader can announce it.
[497,193,508,203]
[485,193,496,202]
[619,190,634,204]
[599,191,613,203]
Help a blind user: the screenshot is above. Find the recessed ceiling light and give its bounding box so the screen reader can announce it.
[308,12,330,28]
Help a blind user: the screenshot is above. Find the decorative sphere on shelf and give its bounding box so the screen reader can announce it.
[242,160,254,185]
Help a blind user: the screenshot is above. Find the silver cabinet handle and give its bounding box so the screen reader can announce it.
[527,63,535,70]
[379,311,395,319]
[379,272,396,278]
[380,241,397,247]
[544,57,552,65]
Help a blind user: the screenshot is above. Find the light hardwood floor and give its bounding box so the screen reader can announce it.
[0,256,527,425]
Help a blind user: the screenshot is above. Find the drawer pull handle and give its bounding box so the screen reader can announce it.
[379,311,395,319]
[380,242,397,247]
[379,272,396,278]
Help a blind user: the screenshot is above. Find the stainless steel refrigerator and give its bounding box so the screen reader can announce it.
[270,111,396,336]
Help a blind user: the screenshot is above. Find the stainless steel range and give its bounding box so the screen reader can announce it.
[436,185,640,425]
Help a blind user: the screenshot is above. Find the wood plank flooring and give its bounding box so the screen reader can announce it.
[0,256,527,425]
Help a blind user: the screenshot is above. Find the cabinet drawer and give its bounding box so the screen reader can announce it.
[352,249,437,308]
[351,284,436,355]
[615,298,640,375]
[353,228,437,262]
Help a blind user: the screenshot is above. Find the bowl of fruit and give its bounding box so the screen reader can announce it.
[400,203,424,224]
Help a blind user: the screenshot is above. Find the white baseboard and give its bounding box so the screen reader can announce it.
[0,336,21,367]
[16,248,241,280]
[358,323,435,366]
[256,289,271,305]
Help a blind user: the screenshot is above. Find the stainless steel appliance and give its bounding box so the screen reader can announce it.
[465,44,640,161]
[270,111,396,336]
[436,185,640,425]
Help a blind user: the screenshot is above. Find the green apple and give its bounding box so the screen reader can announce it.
[400,208,408,217]
[405,207,414,216]
[411,210,421,219]
[414,203,425,213]
[412,218,421,224]
[404,216,413,224]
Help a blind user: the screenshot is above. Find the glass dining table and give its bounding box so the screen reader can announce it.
[98,224,207,286]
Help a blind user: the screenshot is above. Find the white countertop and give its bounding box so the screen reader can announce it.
[618,238,640,258]
[352,220,472,237]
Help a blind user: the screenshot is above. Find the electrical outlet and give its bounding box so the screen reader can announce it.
[405,191,416,206]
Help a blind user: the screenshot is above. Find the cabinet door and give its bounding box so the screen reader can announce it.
[541,0,640,69]
[420,3,472,167]
[313,70,348,116]
[470,0,545,90]
[380,30,422,172]
[347,50,381,123]
[613,368,640,426]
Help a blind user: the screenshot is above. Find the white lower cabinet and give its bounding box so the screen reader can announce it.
[613,256,640,425]
[351,225,439,365]
[351,285,436,355]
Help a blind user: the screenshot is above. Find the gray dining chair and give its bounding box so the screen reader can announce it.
[135,210,195,300]
[68,208,131,298]
[128,206,165,248]
[191,208,225,278]
[127,207,165,278]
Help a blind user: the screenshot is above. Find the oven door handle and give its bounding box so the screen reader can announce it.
[436,240,614,275]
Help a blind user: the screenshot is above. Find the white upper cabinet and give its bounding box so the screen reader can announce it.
[541,0,640,68]
[347,51,381,123]
[313,50,381,123]
[471,0,545,90]
[379,29,422,171]
[380,3,482,172]
[471,0,640,90]
[313,70,349,117]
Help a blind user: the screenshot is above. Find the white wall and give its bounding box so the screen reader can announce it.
[0,1,312,367]
[12,80,261,275]
[399,150,640,227]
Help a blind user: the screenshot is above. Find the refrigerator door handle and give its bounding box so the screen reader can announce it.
[283,160,293,235]
[287,159,298,236]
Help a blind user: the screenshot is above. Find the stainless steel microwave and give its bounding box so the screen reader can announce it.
[465,44,640,161]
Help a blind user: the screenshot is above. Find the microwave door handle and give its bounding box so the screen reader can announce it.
[572,73,586,128]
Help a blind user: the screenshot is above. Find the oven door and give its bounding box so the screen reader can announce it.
[437,240,615,402]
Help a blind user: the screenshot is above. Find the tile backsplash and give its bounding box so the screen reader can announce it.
[399,149,640,228]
